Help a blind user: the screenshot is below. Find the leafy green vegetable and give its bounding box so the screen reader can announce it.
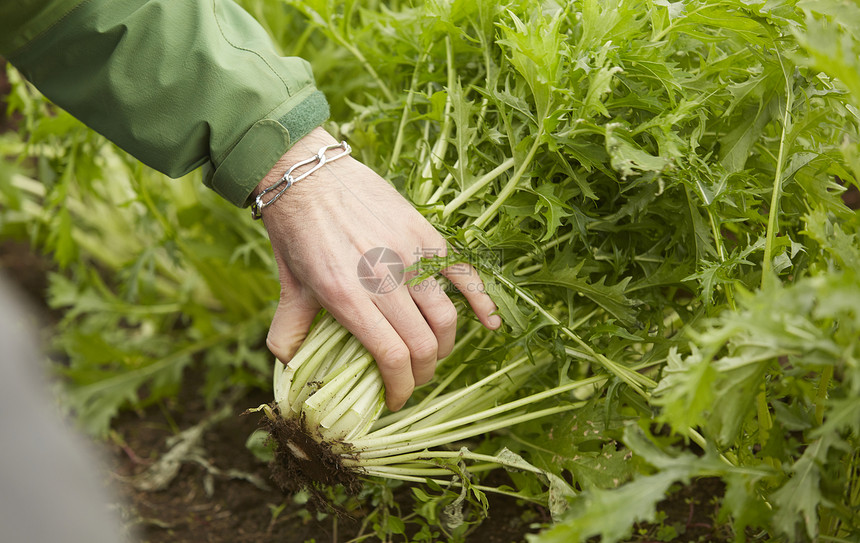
[284,0,860,537]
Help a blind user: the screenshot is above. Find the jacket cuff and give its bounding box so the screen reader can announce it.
[205,87,329,207]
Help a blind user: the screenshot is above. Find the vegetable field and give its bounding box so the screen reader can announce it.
[1,0,859,541]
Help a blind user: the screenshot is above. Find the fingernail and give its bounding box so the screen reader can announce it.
[488,315,502,328]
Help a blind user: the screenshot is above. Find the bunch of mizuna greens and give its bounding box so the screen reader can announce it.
[265,0,860,539]
[2,0,859,540]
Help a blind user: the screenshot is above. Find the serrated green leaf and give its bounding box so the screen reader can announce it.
[605,125,670,179]
[524,264,639,327]
[771,436,827,540]
[652,347,715,433]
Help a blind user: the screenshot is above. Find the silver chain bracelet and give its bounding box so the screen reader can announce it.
[251,141,352,219]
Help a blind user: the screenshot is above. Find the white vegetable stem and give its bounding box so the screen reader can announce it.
[271,313,636,484]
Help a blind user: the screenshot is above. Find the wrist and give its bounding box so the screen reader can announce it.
[254,127,339,198]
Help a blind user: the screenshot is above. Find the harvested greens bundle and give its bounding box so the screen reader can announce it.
[261,312,640,497]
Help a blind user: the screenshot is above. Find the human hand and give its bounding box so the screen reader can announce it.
[255,127,501,411]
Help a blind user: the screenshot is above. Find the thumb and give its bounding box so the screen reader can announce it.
[266,267,321,363]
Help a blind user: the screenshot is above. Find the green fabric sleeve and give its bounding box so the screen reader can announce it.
[1,0,330,207]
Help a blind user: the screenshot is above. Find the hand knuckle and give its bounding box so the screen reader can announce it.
[411,334,438,362]
[436,305,459,330]
[376,343,410,370]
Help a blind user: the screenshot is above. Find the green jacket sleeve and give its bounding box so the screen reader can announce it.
[0,0,329,207]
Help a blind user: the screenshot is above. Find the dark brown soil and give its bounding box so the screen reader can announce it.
[843,182,860,210]
[106,386,333,543]
[632,477,731,543]
[105,376,544,543]
[103,380,733,543]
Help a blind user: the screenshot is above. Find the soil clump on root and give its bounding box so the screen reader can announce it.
[265,409,361,498]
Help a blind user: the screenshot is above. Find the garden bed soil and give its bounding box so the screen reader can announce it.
[104,373,731,543]
[105,374,545,543]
